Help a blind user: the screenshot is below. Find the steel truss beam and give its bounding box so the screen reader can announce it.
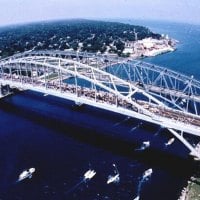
[1,51,200,159]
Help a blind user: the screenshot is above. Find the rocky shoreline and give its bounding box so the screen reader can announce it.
[178,176,200,200]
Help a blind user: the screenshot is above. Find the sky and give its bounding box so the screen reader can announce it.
[0,0,200,26]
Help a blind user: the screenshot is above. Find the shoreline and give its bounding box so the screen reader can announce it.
[178,175,200,200]
[103,37,178,60]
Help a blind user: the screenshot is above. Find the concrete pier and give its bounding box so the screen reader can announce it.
[0,84,12,98]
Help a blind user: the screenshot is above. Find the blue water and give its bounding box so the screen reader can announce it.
[128,20,200,78]
[0,20,199,199]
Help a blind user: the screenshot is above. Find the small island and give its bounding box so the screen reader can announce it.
[0,19,176,59]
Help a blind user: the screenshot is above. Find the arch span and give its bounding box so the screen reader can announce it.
[1,51,200,159]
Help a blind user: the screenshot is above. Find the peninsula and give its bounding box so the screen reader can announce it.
[0,19,176,59]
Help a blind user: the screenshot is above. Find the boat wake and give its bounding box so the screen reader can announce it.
[135,141,150,151]
[153,126,164,137]
[65,169,96,196]
[113,117,130,127]
[133,168,153,200]
[107,164,120,185]
[64,180,85,195]
[130,122,143,132]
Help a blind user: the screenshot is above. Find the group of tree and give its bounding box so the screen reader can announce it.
[0,19,161,58]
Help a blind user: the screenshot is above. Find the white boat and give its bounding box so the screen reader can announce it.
[141,141,150,150]
[107,163,120,184]
[18,168,35,182]
[165,138,175,146]
[135,141,150,151]
[107,174,120,184]
[142,141,150,147]
[143,168,153,178]
[133,196,140,200]
[84,169,96,180]
[75,101,83,106]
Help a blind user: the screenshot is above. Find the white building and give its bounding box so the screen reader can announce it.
[123,47,134,54]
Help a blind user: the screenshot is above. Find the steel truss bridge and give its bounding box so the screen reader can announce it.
[1,50,200,160]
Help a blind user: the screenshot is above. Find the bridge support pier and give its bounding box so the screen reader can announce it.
[168,129,200,161]
[0,84,12,98]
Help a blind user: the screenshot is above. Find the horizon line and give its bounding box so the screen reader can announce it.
[0,17,200,29]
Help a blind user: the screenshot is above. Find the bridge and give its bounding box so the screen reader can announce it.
[1,50,200,160]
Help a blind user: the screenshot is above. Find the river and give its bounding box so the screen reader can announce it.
[0,20,200,199]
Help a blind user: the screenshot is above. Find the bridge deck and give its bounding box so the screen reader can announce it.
[145,84,200,103]
[137,101,200,128]
[1,51,200,159]
[1,73,200,136]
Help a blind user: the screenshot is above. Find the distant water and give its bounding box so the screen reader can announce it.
[0,20,199,200]
[123,19,200,78]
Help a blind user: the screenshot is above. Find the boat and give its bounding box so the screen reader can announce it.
[75,101,83,106]
[143,168,153,178]
[142,141,150,148]
[165,138,175,146]
[140,141,150,150]
[135,141,150,151]
[107,163,120,184]
[18,168,35,182]
[107,174,120,184]
[133,196,140,200]
[84,169,96,180]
